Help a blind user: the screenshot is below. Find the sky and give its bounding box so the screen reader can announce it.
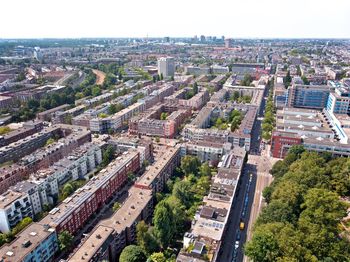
[1,0,349,39]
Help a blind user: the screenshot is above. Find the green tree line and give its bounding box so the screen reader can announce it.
[120,156,214,261]
[245,146,350,261]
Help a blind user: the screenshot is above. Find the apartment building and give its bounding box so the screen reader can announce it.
[0,190,33,233]
[135,144,181,193]
[177,148,245,262]
[0,223,58,262]
[68,186,153,262]
[68,225,115,262]
[25,143,103,209]
[0,164,28,195]
[270,131,302,158]
[0,120,43,147]
[0,126,91,195]
[129,104,191,138]
[108,136,153,166]
[164,87,209,110]
[158,57,175,77]
[0,95,14,110]
[39,150,140,235]
[184,66,210,76]
[19,126,91,173]
[181,140,232,163]
[89,102,146,133]
[36,104,70,122]
[52,105,86,125]
[0,126,59,164]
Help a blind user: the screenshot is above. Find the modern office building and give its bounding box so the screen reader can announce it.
[326,85,350,115]
[158,57,175,78]
[271,107,350,158]
[287,84,331,109]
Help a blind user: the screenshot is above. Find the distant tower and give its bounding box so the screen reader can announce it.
[33,47,43,61]
[225,38,233,48]
[158,57,175,78]
[164,36,170,43]
[200,35,206,42]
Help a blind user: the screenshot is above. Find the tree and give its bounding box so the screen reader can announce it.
[0,126,11,135]
[284,71,292,88]
[92,86,101,97]
[149,252,166,262]
[245,223,282,262]
[241,74,253,86]
[153,200,175,248]
[45,138,55,146]
[108,104,117,114]
[301,75,310,85]
[102,145,115,167]
[119,245,146,262]
[62,183,74,199]
[180,156,200,176]
[112,202,121,212]
[136,221,159,255]
[27,99,40,110]
[193,82,198,94]
[299,188,347,231]
[12,217,32,235]
[165,195,188,236]
[199,162,211,177]
[172,181,192,208]
[58,231,73,251]
[160,112,168,120]
[103,73,117,88]
[288,145,305,157]
[247,150,350,261]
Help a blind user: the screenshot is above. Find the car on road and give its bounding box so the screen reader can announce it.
[235,229,241,240]
[235,240,240,249]
[240,221,245,230]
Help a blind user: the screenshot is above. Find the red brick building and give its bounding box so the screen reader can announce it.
[40,150,140,235]
[270,131,302,158]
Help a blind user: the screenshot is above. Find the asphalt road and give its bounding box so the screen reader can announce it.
[218,80,274,262]
[217,163,258,262]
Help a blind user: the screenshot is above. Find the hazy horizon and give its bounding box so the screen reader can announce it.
[1,0,349,39]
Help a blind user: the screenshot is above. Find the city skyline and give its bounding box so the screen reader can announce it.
[1,0,349,39]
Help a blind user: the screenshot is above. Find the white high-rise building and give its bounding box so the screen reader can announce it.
[158,57,175,78]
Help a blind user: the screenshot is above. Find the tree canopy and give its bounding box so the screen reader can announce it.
[58,231,73,251]
[119,245,147,262]
[245,150,350,261]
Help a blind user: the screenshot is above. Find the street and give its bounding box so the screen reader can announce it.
[218,80,276,262]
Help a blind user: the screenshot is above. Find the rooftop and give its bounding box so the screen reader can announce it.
[0,223,56,262]
[68,225,114,262]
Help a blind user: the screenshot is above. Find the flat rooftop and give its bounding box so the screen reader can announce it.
[135,144,180,188]
[40,150,139,228]
[99,186,152,232]
[0,223,56,262]
[0,190,24,210]
[68,225,114,262]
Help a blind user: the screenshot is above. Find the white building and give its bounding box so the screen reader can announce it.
[158,57,175,78]
[0,191,33,233]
